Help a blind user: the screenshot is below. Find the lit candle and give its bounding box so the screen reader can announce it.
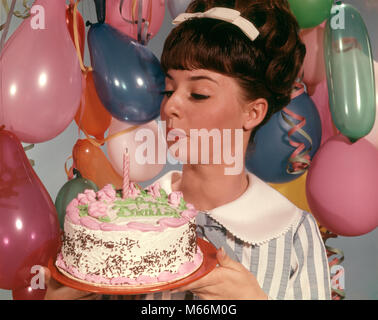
[122,148,129,199]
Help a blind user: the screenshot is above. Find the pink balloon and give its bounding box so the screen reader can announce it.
[364,60,378,148]
[12,285,46,300]
[0,0,82,143]
[106,118,165,182]
[310,80,338,146]
[105,0,165,42]
[0,129,60,290]
[306,135,378,236]
[300,22,326,94]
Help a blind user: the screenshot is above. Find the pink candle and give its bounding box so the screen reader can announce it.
[122,148,129,199]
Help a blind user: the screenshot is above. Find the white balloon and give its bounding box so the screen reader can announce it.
[106,118,165,182]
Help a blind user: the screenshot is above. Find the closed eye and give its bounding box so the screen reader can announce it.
[191,93,210,100]
[161,90,174,98]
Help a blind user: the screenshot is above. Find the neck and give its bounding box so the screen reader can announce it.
[174,164,249,211]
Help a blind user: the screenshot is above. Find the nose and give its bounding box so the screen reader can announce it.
[161,91,183,122]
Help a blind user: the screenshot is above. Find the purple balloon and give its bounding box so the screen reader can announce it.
[0,129,60,290]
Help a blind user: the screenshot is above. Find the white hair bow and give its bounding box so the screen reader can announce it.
[172,7,260,41]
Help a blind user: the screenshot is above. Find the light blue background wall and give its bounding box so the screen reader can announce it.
[0,0,376,300]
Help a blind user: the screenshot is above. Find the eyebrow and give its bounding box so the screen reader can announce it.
[166,73,218,85]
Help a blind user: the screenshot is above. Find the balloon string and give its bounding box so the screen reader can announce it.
[65,155,74,180]
[73,0,92,74]
[0,0,16,53]
[319,227,346,300]
[81,124,140,148]
[23,143,35,167]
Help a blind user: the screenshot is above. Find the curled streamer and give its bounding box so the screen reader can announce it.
[320,226,346,300]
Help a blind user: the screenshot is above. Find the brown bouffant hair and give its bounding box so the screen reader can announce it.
[160,0,306,143]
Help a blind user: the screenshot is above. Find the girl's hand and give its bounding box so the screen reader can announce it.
[43,267,100,300]
[172,248,268,300]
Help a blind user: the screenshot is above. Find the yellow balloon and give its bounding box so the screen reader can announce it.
[270,172,311,213]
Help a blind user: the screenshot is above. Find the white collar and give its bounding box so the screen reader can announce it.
[155,170,302,246]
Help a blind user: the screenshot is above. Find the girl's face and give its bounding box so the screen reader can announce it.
[160,69,265,167]
[161,68,246,136]
[160,69,267,168]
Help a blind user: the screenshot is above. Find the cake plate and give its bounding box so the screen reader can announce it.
[48,238,217,295]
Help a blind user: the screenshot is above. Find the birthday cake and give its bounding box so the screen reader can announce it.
[55,182,203,286]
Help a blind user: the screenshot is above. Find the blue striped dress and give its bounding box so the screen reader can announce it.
[103,171,331,300]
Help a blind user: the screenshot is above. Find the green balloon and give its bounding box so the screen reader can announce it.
[55,169,98,229]
[288,0,333,29]
[324,3,376,142]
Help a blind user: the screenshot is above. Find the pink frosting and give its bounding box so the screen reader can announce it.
[88,202,107,218]
[128,182,140,198]
[181,209,197,221]
[146,182,161,198]
[97,184,116,202]
[168,191,183,207]
[80,216,101,230]
[65,184,199,232]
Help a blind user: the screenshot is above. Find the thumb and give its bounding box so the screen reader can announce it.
[216,247,241,270]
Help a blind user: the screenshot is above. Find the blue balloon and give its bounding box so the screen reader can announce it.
[245,91,322,184]
[88,23,165,124]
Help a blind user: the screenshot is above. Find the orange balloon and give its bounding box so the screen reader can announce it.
[74,72,112,140]
[66,4,85,58]
[72,139,123,189]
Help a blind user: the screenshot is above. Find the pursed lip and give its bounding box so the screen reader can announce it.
[167,127,188,140]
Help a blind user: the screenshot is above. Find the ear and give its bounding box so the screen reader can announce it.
[242,98,268,131]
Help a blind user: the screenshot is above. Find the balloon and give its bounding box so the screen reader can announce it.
[306,135,378,236]
[105,0,165,42]
[365,61,378,148]
[270,172,311,213]
[288,0,333,29]
[246,90,322,183]
[88,23,165,124]
[310,80,339,146]
[324,3,376,142]
[66,3,85,58]
[72,139,123,189]
[0,0,82,143]
[106,118,165,182]
[167,0,192,18]
[12,285,46,300]
[74,71,112,140]
[55,169,98,230]
[0,129,60,290]
[300,22,326,94]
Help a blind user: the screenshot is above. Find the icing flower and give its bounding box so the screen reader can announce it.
[97,184,116,202]
[128,182,140,198]
[88,201,108,218]
[77,189,97,205]
[84,189,97,202]
[168,191,184,207]
[146,182,161,198]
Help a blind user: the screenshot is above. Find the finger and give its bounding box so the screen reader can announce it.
[77,293,101,300]
[172,270,220,293]
[217,247,246,272]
